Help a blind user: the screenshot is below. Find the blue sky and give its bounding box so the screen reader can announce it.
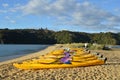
[0,0,120,33]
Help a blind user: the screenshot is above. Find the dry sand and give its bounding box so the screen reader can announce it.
[0,44,120,80]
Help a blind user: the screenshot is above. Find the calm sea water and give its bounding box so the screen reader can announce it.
[111,45,120,48]
[107,45,120,48]
[0,44,49,62]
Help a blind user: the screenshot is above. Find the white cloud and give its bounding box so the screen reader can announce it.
[9,7,19,12]
[5,16,10,20]
[0,3,23,13]
[11,0,120,32]
[10,20,16,24]
[114,8,120,12]
[0,10,7,13]
[5,16,16,24]
[2,3,9,7]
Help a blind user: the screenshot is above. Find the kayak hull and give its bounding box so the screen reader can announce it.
[13,48,106,69]
[13,59,105,69]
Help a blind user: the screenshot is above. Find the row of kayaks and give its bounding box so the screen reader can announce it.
[13,48,107,69]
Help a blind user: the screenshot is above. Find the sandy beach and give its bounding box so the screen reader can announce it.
[0,44,120,80]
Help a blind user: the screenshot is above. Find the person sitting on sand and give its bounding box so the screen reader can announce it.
[60,51,72,64]
[60,54,72,64]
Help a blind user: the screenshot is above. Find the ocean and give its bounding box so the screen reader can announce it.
[0,44,49,62]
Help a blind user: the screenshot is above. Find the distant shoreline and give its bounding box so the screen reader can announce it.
[0,44,59,65]
[0,44,50,62]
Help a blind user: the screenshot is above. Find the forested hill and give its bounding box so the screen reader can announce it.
[0,29,120,45]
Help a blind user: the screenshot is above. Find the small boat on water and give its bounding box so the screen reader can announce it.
[13,48,106,69]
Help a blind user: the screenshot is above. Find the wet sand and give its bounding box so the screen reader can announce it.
[0,44,120,80]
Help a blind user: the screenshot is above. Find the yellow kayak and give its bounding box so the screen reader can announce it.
[13,58,105,69]
[13,48,106,69]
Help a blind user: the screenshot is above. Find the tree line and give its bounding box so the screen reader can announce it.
[0,28,120,45]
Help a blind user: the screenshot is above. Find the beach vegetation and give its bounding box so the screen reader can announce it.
[0,28,120,46]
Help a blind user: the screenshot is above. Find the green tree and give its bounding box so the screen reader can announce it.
[55,30,73,44]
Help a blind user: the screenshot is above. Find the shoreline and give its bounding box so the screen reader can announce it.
[0,44,60,65]
[0,44,49,63]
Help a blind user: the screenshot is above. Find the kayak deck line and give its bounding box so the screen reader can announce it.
[13,48,106,69]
